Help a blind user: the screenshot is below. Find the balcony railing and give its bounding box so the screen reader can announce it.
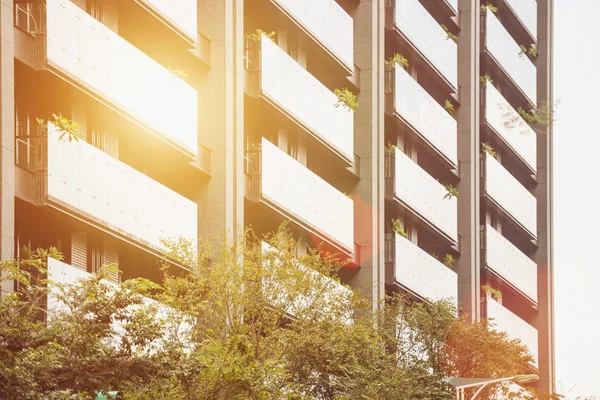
[504,0,537,40]
[394,0,457,88]
[271,0,353,72]
[485,153,537,237]
[262,241,352,319]
[485,10,537,105]
[135,0,198,42]
[485,82,536,172]
[389,233,458,305]
[392,148,458,242]
[251,138,354,253]
[259,36,354,163]
[392,65,457,166]
[486,225,537,302]
[45,123,197,253]
[46,0,198,156]
[487,297,539,367]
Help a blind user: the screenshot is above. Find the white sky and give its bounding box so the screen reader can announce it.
[554,0,600,397]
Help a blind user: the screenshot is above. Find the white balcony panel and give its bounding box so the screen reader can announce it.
[47,123,198,252]
[137,0,197,41]
[394,149,457,241]
[485,154,536,236]
[394,66,457,166]
[261,138,354,252]
[394,234,457,304]
[486,225,537,302]
[260,36,354,162]
[272,0,353,71]
[485,82,536,171]
[504,0,537,40]
[446,0,458,13]
[394,0,457,88]
[487,297,538,367]
[46,0,198,155]
[486,11,537,104]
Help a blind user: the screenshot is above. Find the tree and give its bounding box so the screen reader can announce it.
[0,227,557,399]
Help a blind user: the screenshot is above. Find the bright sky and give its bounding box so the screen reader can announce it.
[554,0,600,397]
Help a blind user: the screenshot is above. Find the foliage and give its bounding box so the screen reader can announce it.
[480,74,493,84]
[245,29,275,43]
[444,99,455,115]
[443,184,459,200]
[500,101,556,135]
[385,53,409,69]
[0,228,553,400]
[441,24,458,41]
[392,218,408,238]
[481,3,499,13]
[519,44,538,60]
[442,254,456,269]
[385,143,397,154]
[334,88,359,111]
[482,284,503,301]
[37,114,82,142]
[168,67,188,81]
[482,142,497,158]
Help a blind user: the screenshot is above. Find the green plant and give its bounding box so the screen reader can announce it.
[168,67,188,81]
[385,143,397,154]
[429,252,440,261]
[344,192,353,199]
[36,114,81,142]
[443,184,459,200]
[442,254,456,269]
[482,143,497,158]
[246,29,275,43]
[441,24,457,41]
[444,99,455,115]
[392,219,408,238]
[480,74,493,85]
[385,53,409,69]
[334,88,359,111]
[502,101,556,134]
[482,285,502,301]
[480,3,498,12]
[518,45,537,60]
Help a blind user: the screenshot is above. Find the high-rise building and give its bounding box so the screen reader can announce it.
[3,0,554,392]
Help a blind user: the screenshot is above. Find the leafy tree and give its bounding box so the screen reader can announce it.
[0,227,558,399]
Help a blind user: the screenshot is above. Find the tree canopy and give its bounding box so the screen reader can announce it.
[0,228,551,399]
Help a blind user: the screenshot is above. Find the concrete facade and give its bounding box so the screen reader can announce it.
[4,0,554,392]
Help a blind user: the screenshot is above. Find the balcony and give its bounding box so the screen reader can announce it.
[392,65,457,166]
[262,241,352,318]
[446,0,458,14]
[270,0,353,72]
[486,225,537,303]
[485,153,537,237]
[259,36,354,163]
[394,0,457,89]
[135,0,198,43]
[487,297,538,367]
[388,233,457,305]
[44,123,198,253]
[504,0,537,41]
[46,0,198,156]
[485,82,536,172]
[391,148,457,242]
[250,138,354,254]
[485,10,537,105]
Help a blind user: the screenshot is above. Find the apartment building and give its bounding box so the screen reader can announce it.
[2,0,554,393]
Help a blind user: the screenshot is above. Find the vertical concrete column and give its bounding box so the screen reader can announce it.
[196,0,245,242]
[0,0,15,294]
[535,0,555,393]
[456,0,481,320]
[348,0,385,312]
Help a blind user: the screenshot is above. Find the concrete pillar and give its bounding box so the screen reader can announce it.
[196,0,245,242]
[456,0,481,321]
[0,0,15,294]
[347,0,386,312]
[535,0,556,393]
